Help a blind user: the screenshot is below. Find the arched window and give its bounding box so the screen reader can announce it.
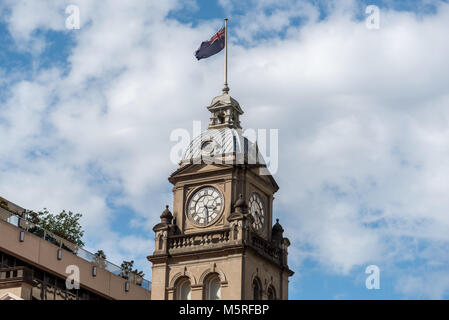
[176,277,191,300]
[267,286,276,300]
[217,112,225,124]
[204,274,221,300]
[252,278,262,300]
[158,234,163,250]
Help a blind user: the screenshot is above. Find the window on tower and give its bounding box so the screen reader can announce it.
[252,277,262,300]
[204,274,221,300]
[176,277,191,300]
[268,286,276,300]
[217,112,225,124]
[158,234,163,250]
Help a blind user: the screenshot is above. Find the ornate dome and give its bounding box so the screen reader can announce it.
[272,218,284,242]
[160,205,173,223]
[181,127,265,165]
[181,90,267,165]
[210,92,241,111]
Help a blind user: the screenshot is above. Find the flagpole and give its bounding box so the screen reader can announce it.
[223,18,229,94]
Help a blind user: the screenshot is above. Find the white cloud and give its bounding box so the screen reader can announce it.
[1,0,449,298]
[396,270,449,299]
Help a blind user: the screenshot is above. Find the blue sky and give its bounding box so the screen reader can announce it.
[1,0,449,299]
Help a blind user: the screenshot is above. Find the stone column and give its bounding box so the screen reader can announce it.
[150,263,169,300]
[190,284,203,300]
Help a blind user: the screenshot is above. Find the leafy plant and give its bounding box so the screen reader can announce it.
[95,250,107,259]
[133,269,145,277]
[25,210,40,224]
[0,197,8,209]
[120,260,145,279]
[26,209,85,247]
[120,260,134,279]
[93,250,107,269]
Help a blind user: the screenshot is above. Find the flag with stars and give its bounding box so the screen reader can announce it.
[195,26,225,60]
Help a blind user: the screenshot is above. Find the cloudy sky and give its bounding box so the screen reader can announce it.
[1,0,449,299]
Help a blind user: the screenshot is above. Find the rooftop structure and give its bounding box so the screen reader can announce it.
[0,196,151,300]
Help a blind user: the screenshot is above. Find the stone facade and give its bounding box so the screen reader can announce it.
[147,90,293,300]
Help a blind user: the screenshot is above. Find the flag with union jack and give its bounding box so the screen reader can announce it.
[195,26,225,60]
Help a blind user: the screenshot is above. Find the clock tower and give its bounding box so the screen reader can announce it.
[148,88,293,300]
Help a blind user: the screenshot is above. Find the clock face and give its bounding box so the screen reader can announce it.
[187,186,223,226]
[201,140,215,154]
[249,193,265,231]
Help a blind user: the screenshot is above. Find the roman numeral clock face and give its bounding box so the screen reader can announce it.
[249,193,265,232]
[187,186,224,226]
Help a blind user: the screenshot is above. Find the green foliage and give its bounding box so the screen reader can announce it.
[0,197,9,210]
[121,260,145,279]
[133,269,145,277]
[95,250,107,259]
[93,250,107,269]
[121,260,134,275]
[25,210,40,224]
[28,208,85,247]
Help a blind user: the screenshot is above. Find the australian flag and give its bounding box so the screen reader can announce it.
[195,27,225,60]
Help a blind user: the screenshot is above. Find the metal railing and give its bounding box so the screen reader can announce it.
[0,266,34,283]
[0,208,151,291]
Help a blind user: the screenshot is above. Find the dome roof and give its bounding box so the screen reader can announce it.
[272,218,284,241]
[209,93,242,113]
[181,128,265,165]
[160,205,173,223]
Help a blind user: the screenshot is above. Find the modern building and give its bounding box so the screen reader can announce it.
[0,197,151,300]
[148,88,294,300]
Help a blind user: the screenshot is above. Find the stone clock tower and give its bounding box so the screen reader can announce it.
[148,88,293,300]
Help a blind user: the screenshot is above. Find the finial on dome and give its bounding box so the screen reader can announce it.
[272,218,284,242]
[222,84,229,94]
[160,205,173,224]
